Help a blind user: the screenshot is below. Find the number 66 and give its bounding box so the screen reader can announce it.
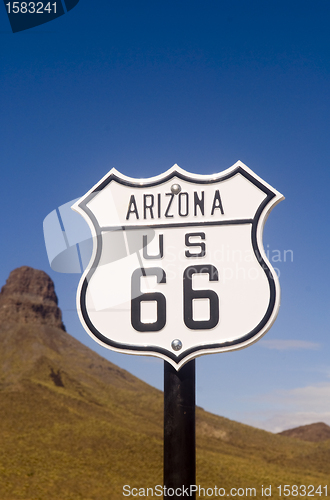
[131,265,219,332]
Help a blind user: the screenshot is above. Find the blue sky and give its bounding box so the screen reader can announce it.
[1,0,330,433]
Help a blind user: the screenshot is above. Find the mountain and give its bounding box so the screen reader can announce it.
[278,423,330,443]
[0,267,329,499]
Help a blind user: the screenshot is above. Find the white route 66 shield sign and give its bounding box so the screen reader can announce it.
[72,161,284,369]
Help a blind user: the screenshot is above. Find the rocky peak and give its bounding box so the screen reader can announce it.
[0,266,65,330]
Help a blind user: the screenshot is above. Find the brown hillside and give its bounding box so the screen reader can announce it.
[0,266,65,330]
[0,266,329,499]
[278,422,330,442]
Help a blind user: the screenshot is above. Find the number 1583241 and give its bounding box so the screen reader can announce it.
[5,2,57,13]
[278,485,327,496]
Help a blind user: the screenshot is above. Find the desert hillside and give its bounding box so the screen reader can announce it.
[278,422,330,443]
[0,267,328,499]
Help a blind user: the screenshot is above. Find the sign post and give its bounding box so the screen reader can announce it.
[71,160,284,496]
[164,360,196,499]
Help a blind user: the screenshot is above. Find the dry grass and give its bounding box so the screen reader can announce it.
[0,324,328,499]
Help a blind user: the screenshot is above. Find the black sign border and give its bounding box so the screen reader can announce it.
[78,165,277,365]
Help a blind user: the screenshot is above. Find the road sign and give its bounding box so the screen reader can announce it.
[72,161,283,369]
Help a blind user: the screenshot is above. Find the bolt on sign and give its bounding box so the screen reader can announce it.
[72,161,284,370]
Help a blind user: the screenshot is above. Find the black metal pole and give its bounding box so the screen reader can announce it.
[164,359,196,499]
